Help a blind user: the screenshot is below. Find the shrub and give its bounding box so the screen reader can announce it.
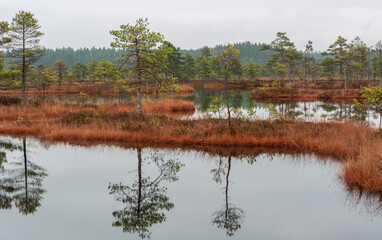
[0,95,21,105]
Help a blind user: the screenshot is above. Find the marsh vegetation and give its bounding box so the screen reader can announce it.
[1,11,382,240]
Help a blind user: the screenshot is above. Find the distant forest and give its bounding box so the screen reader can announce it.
[33,42,322,67]
[181,42,274,65]
[35,47,125,67]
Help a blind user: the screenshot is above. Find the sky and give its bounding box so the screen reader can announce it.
[2,0,382,51]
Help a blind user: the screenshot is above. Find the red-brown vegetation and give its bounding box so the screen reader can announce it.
[0,81,194,97]
[0,98,381,197]
[190,78,377,101]
[0,99,195,121]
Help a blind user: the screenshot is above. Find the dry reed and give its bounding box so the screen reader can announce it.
[0,99,195,121]
[0,99,381,195]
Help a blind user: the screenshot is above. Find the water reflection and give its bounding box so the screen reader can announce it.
[27,89,382,127]
[211,155,244,237]
[186,89,254,112]
[0,138,47,214]
[344,188,382,218]
[0,140,22,209]
[1,137,382,239]
[0,140,22,170]
[108,148,184,239]
[185,89,382,128]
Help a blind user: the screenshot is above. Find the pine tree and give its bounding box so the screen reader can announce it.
[110,18,171,115]
[88,58,99,85]
[214,44,240,130]
[323,36,348,82]
[261,32,295,82]
[71,62,87,80]
[0,21,11,47]
[8,11,45,103]
[163,41,184,79]
[54,59,68,87]
[303,41,314,82]
[198,56,213,80]
[183,54,196,80]
[244,60,259,80]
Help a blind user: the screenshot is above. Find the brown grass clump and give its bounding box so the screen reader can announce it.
[342,140,382,194]
[141,99,195,113]
[339,139,382,214]
[0,95,21,105]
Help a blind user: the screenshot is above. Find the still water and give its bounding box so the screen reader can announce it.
[1,136,382,240]
[35,89,382,127]
[185,89,382,127]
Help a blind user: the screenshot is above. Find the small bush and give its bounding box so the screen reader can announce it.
[0,95,21,105]
[318,91,334,100]
[60,112,98,125]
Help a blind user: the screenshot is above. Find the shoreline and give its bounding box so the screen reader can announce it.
[0,95,381,200]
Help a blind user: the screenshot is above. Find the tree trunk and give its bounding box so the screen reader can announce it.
[137,147,142,219]
[225,155,231,221]
[225,67,231,132]
[303,58,306,83]
[23,138,28,206]
[339,63,343,82]
[344,66,347,90]
[155,79,158,99]
[21,26,26,104]
[173,62,176,78]
[136,49,142,115]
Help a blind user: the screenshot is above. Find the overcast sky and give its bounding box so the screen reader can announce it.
[2,0,382,51]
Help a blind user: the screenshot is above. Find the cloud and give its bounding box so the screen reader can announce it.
[2,0,382,50]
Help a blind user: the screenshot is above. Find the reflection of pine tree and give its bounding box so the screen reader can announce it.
[0,138,47,214]
[0,140,23,210]
[211,156,245,237]
[0,140,22,170]
[109,148,183,239]
[210,156,226,184]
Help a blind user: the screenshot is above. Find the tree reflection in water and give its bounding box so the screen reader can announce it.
[211,155,245,237]
[0,140,22,209]
[0,138,47,214]
[109,148,183,239]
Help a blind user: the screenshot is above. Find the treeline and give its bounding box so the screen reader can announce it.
[2,11,382,93]
[35,47,125,67]
[13,41,320,67]
[182,42,273,65]
[260,33,382,89]
[183,42,321,64]
[2,39,332,86]
[26,42,275,67]
[33,41,325,68]
[2,41,316,67]
[2,35,382,86]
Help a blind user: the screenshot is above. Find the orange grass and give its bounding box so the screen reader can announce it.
[342,142,382,193]
[0,115,374,161]
[0,100,381,195]
[0,99,195,121]
[0,81,194,97]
